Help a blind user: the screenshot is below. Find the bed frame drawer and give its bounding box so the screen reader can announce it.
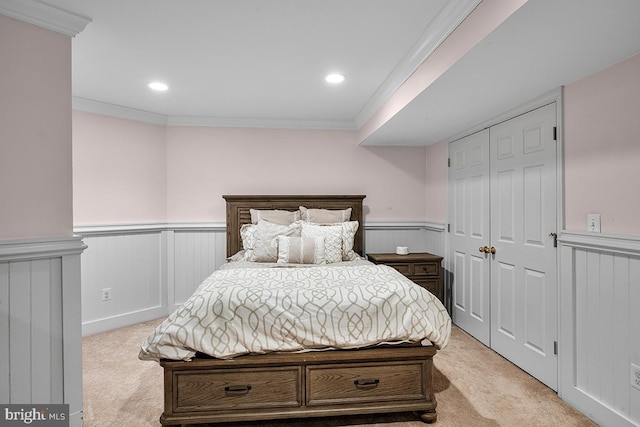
[172,366,301,412]
[306,361,426,406]
[160,336,438,426]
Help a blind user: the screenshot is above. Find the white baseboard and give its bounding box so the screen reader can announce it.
[82,306,168,336]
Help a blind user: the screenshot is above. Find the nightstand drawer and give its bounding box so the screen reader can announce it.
[414,279,440,297]
[387,263,411,275]
[413,262,439,277]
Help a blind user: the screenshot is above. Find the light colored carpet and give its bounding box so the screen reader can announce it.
[82,319,596,427]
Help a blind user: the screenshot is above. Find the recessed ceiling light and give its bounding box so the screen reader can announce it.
[148,81,169,91]
[325,73,345,84]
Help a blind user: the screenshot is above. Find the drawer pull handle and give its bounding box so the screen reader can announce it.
[354,378,380,388]
[224,385,252,395]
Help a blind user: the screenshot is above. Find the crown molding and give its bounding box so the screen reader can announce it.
[73,97,168,125]
[166,115,356,130]
[73,96,356,130]
[0,0,91,37]
[354,0,482,129]
[68,1,479,131]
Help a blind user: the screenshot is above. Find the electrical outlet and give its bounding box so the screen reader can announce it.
[632,363,640,391]
[101,287,111,302]
[587,213,601,232]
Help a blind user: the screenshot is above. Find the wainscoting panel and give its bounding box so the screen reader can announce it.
[0,258,64,404]
[0,237,85,425]
[171,229,226,307]
[76,222,447,334]
[80,232,164,335]
[559,232,640,427]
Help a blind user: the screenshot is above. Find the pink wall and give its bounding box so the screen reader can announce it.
[72,111,167,226]
[72,120,428,225]
[0,16,73,240]
[564,53,640,236]
[166,127,427,223]
[425,141,448,223]
[70,45,640,235]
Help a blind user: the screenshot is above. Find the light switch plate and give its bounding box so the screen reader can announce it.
[587,213,601,232]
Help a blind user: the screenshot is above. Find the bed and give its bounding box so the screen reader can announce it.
[140,195,450,426]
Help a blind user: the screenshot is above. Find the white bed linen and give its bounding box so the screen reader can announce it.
[139,260,451,361]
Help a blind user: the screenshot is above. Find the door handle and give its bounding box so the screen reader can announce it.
[478,246,496,254]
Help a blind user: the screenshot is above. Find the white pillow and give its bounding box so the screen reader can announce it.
[339,220,360,261]
[245,220,301,262]
[240,223,258,250]
[299,206,351,224]
[301,223,343,263]
[250,209,300,225]
[277,236,326,264]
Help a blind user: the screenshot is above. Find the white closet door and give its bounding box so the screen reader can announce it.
[449,103,558,390]
[489,103,558,390]
[449,129,491,345]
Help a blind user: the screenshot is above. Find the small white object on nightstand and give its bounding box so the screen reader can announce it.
[396,246,409,255]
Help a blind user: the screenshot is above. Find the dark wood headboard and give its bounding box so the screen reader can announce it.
[223,195,366,257]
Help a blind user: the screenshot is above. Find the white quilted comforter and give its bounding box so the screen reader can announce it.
[139,262,451,361]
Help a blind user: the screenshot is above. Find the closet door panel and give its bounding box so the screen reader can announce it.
[449,129,491,345]
[489,103,558,390]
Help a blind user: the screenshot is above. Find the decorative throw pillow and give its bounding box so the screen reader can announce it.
[277,236,326,264]
[339,220,360,261]
[239,223,258,251]
[246,220,301,262]
[250,209,300,225]
[301,223,343,263]
[299,206,351,224]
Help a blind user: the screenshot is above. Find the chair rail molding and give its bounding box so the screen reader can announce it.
[0,235,87,261]
[557,230,640,255]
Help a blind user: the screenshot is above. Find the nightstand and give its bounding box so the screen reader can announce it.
[367,252,443,303]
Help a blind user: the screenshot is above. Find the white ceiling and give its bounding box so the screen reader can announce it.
[33,0,640,145]
[363,0,640,146]
[42,0,475,127]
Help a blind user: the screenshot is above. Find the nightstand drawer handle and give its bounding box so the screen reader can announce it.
[354,378,380,388]
[225,385,252,395]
